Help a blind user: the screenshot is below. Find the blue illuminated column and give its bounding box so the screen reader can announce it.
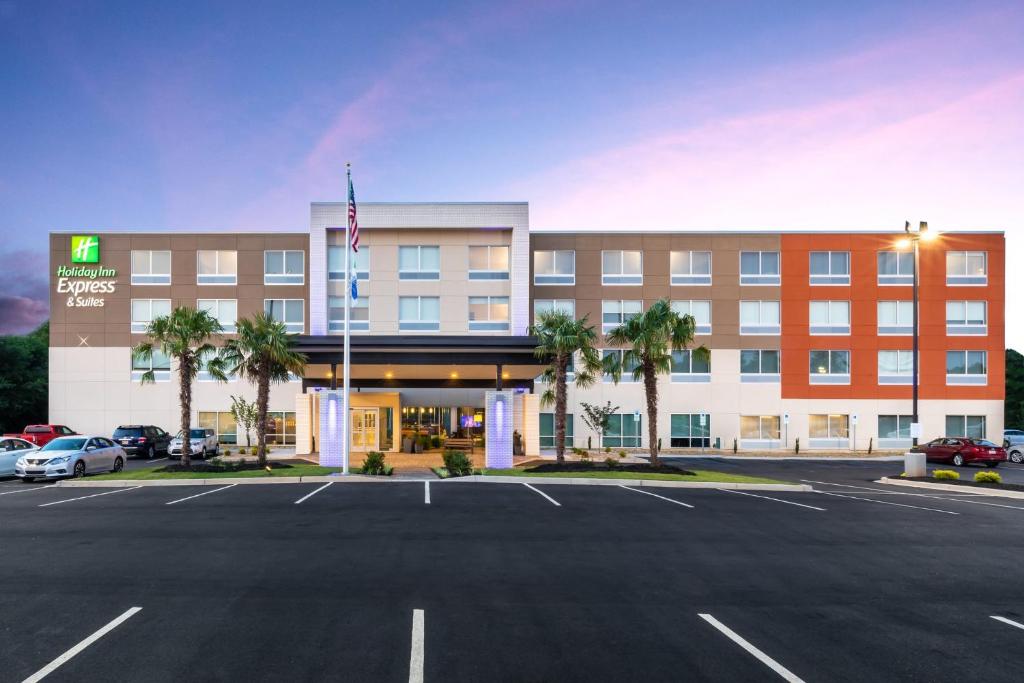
[485,390,514,469]
[319,390,344,468]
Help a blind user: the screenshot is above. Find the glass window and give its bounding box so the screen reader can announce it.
[809,300,851,334]
[198,411,238,444]
[671,413,711,448]
[809,350,850,383]
[196,250,237,285]
[670,251,712,285]
[131,250,171,285]
[131,349,170,381]
[264,299,304,333]
[398,296,440,331]
[468,296,510,331]
[878,350,914,384]
[265,411,297,445]
[878,251,914,285]
[533,299,575,320]
[809,251,850,285]
[604,412,642,448]
[739,300,781,334]
[740,349,780,379]
[946,251,987,285]
[534,250,575,285]
[602,349,640,383]
[946,350,987,384]
[945,415,986,439]
[130,299,171,333]
[398,246,440,280]
[670,349,710,382]
[602,300,643,333]
[809,414,849,440]
[878,415,913,441]
[671,300,712,334]
[264,250,304,285]
[740,415,780,440]
[878,300,914,334]
[197,299,237,333]
[468,246,510,279]
[601,250,643,285]
[329,245,369,281]
[739,251,780,285]
[328,296,369,332]
[945,301,987,334]
[539,413,574,449]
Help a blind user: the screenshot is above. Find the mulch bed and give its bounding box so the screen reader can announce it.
[522,463,696,475]
[158,460,302,474]
[900,476,1024,493]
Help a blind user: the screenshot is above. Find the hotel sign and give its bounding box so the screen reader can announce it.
[58,235,118,307]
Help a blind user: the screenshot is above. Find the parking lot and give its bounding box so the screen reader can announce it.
[2,472,1023,682]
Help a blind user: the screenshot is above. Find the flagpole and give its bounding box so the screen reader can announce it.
[342,163,353,475]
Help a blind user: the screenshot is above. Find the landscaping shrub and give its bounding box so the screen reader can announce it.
[362,451,388,475]
[617,450,626,459]
[222,449,231,457]
[418,436,431,452]
[975,470,1002,484]
[265,445,273,454]
[442,449,474,477]
[571,446,587,457]
[933,469,960,481]
[430,436,442,449]
[604,446,611,454]
[604,456,618,469]
[237,447,246,455]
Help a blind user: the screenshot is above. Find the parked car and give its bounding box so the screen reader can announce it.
[1003,429,1024,447]
[168,428,219,460]
[912,437,1006,467]
[0,437,39,477]
[14,435,126,481]
[2,424,77,447]
[112,425,171,459]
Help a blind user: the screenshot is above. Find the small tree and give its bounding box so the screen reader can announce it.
[580,401,619,451]
[229,395,259,447]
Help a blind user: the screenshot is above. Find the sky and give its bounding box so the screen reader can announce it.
[1,0,1021,344]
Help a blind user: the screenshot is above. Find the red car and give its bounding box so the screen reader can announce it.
[914,437,1006,467]
[2,424,77,447]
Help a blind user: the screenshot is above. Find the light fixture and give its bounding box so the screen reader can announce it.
[450,371,459,379]
[895,238,911,250]
[384,371,394,379]
[502,371,510,379]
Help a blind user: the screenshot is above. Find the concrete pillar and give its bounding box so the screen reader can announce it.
[318,390,345,467]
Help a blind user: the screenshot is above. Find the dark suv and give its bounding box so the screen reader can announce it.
[112,425,171,459]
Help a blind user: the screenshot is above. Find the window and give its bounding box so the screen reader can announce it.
[197,348,234,382]
[131,349,170,382]
[468,246,509,280]
[539,413,574,449]
[946,350,987,385]
[398,246,440,280]
[198,411,238,444]
[809,251,850,285]
[878,251,914,285]
[945,415,986,439]
[602,300,642,333]
[468,296,510,331]
[878,415,913,448]
[809,301,851,335]
[878,301,913,335]
[399,296,440,331]
[197,250,237,285]
[946,251,987,285]
[534,250,575,285]
[739,300,781,335]
[602,349,640,383]
[670,251,712,285]
[131,250,171,285]
[671,300,711,335]
[329,245,369,281]
[264,250,304,285]
[809,414,850,447]
[740,415,781,444]
[534,299,575,320]
[264,299,304,333]
[878,350,915,384]
[739,251,780,285]
[197,299,237,333]
[602,250,643,285]
[671,414,711,448]
[670,349,710,382]
[328,296,369,332]
[130,299,170,333]
[809,350,850,384]
[604,412,641,448]
[945,301,987,335]
[265,411,297,445]
[740,350,780,382]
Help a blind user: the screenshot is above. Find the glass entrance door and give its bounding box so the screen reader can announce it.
[351,408,379,451]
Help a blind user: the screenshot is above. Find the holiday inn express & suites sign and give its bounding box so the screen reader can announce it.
[57,235,118,307]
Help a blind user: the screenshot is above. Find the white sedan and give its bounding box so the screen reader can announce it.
[0,437,39,477]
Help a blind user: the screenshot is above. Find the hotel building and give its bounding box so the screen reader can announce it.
[48,203,1004,460]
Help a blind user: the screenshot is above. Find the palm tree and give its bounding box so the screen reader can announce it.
[605,298,708,467]
[529,310,603,464]
[221,313,307,467]
[132,307,227,468]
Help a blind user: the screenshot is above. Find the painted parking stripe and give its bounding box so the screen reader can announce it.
[408,609,425,683]
[22,607,142,683]
[165,484,237,506]
[991,615,1024,631]
[817,491,959,515]
[619,485,694,508]
[523,483,561,506]
[0,486,51,496]
[294,482,332,505]
[804,479,1024,510]
[424,481,430,505]
[718,488,825,511]
[699,613,804,682]
[801,480,894,492]
[38,487,141,507]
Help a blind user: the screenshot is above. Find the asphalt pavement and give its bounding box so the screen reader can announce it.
[1,471,1024,682]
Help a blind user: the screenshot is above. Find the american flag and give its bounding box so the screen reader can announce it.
[347,172,359,252]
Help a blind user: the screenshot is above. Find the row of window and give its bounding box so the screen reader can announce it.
[198,411,297,445]
[533,249,989,286]
[331,245,511,281]
[130,250,305,286]
[539,413,989,448]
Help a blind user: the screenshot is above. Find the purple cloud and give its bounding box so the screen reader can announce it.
[0,250,49,334]
[0,296,48,335]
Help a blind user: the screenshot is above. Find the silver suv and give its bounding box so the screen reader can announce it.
[168,428,219,460]
[1005,429,1024,464]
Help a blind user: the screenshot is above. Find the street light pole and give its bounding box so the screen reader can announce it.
[902,220,933,447]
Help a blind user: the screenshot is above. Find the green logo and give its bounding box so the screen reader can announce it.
[71,235,100,263]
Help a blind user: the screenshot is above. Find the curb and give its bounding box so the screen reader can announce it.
[54,475,390,487]
[878,477,1024,499]
[665,455,905,462]
[446,476,810,491]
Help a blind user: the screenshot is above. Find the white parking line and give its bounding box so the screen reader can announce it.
[408,608,425,683]
[699,613,804,682]
[801,480,893,492]
[424,480,430,505]
[165,484,237,506]
[22,606,142,683]
[718,488,826,511]
[992,615,1024,631]
[294,482,332,504]
[619,485,694,508]
[0,485,51,496]
[523,483,561,506]
[38,487,141,507]
[804,479,1024,510]
[817,491,959,515]
[148,457,168,464]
